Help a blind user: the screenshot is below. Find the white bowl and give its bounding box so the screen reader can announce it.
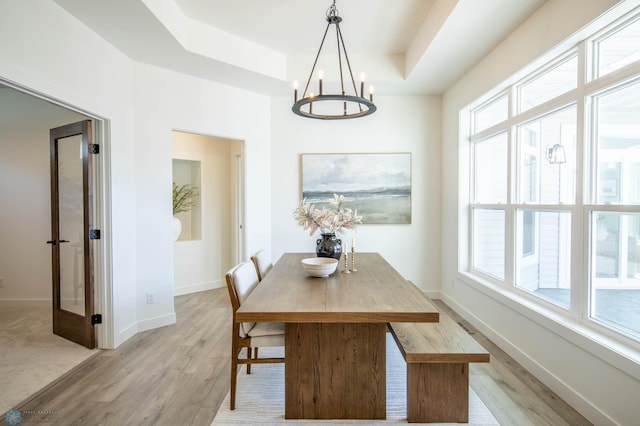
[301,257,339,277]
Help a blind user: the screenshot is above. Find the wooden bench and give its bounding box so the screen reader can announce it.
[389,313,490,423]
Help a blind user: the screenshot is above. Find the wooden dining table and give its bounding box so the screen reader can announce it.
[236,252,439,420]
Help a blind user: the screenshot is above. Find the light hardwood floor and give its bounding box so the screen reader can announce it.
[4,288,592,425]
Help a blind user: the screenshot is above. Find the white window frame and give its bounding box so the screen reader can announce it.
[465,7,640,348]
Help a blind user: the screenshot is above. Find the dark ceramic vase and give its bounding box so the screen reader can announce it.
[316,233,342,260]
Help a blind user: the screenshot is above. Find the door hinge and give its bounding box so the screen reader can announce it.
[89,144,99,154]
[91,314,102,325]
[89,229,101,240]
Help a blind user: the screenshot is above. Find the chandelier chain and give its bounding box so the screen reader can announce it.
[336,24,362,112]
[302,22,332,99]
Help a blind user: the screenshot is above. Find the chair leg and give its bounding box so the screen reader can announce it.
[230,349,238,410]
[247,347,252,374]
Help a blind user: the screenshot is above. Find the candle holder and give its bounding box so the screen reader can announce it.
[350,247,357,272]
[341,252,351,274]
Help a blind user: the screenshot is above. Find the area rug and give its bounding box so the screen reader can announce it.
[0,306,99,414]
[213,334,499,425]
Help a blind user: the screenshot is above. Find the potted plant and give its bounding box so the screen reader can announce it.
[172,182,199,240]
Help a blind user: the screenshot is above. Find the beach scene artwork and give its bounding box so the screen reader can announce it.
[301,153,411,224]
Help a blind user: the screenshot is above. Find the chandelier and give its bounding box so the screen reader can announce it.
[292,0,377,120]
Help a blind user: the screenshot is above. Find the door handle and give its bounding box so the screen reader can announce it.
[46,240,70,244]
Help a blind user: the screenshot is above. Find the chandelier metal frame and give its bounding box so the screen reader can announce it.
[292,1,377,120]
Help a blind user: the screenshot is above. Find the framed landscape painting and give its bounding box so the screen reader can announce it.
[301,153,412,224]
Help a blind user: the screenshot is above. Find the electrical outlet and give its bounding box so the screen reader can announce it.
[146,291,155,304]
[0,277,4,288]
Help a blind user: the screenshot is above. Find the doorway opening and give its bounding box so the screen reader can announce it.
[0,79,110,348]
[172,131,245,296]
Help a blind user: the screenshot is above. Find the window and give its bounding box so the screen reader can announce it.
[593,15,640,79]
[473,208,505,279]
[517,106,576,205]
[594,80,640,206]
[467,9,640,342]
[516,210,572,308]
[474,93,508,132]
[519,54,578,113]
[473,132,508,204]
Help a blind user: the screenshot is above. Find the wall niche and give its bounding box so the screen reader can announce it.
[172,159,202,241]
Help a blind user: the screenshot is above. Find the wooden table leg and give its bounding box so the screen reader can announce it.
[285,322,386,419]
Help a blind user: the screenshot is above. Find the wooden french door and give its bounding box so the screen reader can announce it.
[48,120,96,349]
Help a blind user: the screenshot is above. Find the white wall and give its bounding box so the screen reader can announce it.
[0,89,86,306]
[271,95,441,292]
[441,0,639,424]
[132,62,271,333]
[0,0,272,348]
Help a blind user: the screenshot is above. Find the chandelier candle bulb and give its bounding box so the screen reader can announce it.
[319,71,323,95]
[293,81,298,102]
[369,86,374,102]
[360,74,365,97]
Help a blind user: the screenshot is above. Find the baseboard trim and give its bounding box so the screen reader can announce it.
[136,312,177,333]
[174,279,223,296]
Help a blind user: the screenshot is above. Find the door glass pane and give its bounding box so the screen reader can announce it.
[591,212,640,338]
[518,55,578,113]
[473,208,505,279]
[517,106,577,204]
[516,210,572,309]
[595,81,640,205]
[58,135,84,316]
[474,132,508,204]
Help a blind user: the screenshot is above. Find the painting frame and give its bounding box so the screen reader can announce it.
[301,152,412,224]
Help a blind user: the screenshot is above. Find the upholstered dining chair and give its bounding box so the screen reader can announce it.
[225,261,284,410]
[250,249,272,282]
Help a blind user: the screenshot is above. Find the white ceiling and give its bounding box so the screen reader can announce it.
[52,0,546,96]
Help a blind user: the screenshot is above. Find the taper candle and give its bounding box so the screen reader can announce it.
[342,251,351,273]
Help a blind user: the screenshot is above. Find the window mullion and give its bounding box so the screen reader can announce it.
[505,126,515,286]
[572,39,588,321]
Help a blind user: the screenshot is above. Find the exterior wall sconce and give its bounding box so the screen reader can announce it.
[546,144,567,164]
